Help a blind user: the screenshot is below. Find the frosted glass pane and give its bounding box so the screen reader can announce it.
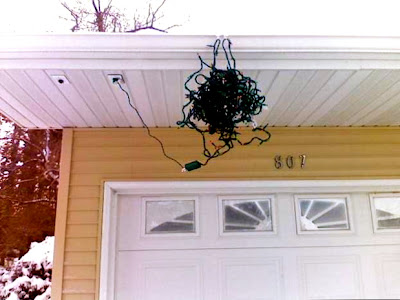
[298,197,350,231]
[146,200,195,234]
[373,197,400,229]
[223,199,273,232]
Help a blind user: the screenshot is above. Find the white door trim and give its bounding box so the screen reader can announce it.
[99,179,400,300]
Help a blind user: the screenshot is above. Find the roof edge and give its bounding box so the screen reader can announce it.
[3,34,400,53]
[3,35,400,70]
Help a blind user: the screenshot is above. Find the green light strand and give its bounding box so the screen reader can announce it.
[178,38,271,169]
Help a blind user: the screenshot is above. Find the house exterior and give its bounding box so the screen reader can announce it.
[1,34,400,300]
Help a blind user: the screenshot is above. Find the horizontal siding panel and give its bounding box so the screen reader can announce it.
[64,251,97,265]
[69,186,101,198]
[72,144,400,161]
[201,157,400,171]
[70,157,400,176]
[73,134,400,148]
[63,294,95,300]
[186,170,400,179]
[70,170,400,184]
[68,198,100,211]
[297,157,400,170]
[67,211,99,225]
[63,279,95,293]
[73,127,400,136]
[206,158,400,174]
[73,128,200,137]
[69,174,132,186]
[65,238,97,252]
[69,171,400,185]
[72,146,203,161]
[64,266,96,280]
[71,161,132,174]
[268,134,400,145]
[73,134,200,148]
[73,136,196,147]
[66,224,98,238]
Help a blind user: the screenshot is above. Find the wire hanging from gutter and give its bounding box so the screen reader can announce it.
[116,81,184,169]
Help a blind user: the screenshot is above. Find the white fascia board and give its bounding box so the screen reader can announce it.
[3,34,400,69]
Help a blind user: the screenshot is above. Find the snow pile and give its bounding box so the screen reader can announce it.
[0,237,54,300]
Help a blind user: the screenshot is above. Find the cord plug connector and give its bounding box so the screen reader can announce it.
[107,74,124,85]
[182,161,202,172]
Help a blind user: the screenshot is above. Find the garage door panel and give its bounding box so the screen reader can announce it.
[116,252,204,300]
[376,254,400,299]
[219,257,283,300]
[117,250,286,300]
[140,263,203,300]
[298,255,363,299]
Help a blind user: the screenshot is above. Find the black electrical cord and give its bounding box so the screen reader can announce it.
[116,81,184,169]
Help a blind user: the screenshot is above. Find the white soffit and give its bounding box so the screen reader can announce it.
[2,34,400,128]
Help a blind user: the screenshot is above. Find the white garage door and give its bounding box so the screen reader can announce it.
[101,181,400,300]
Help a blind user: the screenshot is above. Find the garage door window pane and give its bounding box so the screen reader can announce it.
[296,196,351,232]
[371,195,400,231]
[223,199,273,232]
[146,200,195,234]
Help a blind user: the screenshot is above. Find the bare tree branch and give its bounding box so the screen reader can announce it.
[126,22,179,34]
[17,179,37,184]
[60,0,180,33]
[22,199,57,205]
[61,2,81,32]
[92,0,99,13]
[153,0,167,19]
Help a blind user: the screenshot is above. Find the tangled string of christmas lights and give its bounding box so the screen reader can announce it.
[177,38,271,171]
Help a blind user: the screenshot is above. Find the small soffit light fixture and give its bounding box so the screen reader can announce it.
[50,75,70,85]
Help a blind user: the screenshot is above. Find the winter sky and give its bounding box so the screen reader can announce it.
[1,0,400,35]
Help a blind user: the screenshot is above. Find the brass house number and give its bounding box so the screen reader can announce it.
[274,154,307,169]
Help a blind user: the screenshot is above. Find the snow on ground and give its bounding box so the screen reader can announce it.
[0,237,54,300]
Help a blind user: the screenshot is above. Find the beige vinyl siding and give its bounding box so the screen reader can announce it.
[55,127,400,300]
